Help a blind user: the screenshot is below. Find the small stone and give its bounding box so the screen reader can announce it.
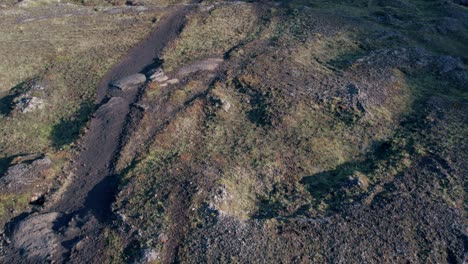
[29,193,45,205]
[221,100,231,112]
[166,79,179,85]
[345,172,370,190]
[201,4,215,12]
[148,68,169,83]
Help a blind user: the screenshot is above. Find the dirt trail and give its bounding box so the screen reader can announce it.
[52,0,193,224]
[3,3,198,263]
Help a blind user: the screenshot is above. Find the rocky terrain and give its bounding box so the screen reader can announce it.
[0,0,467,263]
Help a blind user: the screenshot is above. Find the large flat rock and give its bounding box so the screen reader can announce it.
[110,74,146,91]
[0,156,51,194]
[12,212,63,260]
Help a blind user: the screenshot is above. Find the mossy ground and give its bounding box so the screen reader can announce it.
[0,0,466,262]
[111,1,467,261]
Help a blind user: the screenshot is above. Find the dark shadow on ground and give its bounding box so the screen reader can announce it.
[83,175,118,223]
[0,82,28,116]
[253,139,401,219]
[141,58,163,75]
[300,165,355,202]
[50,102,95,149]
[0,155,16,177]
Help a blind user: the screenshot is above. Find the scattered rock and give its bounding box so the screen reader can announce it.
[14,97,45,113]
[147,68,169,83]
[12,212,63,260]
[110,74,146,91]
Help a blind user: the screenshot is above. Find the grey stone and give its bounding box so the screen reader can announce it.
[110,74,146,90]
[221,99,231,112]
[148,68,169,82]
[139,248,159,263]
[0,156,51,193]
[15,97,45,113]
[453,0,468,6]
[12,212,63,260]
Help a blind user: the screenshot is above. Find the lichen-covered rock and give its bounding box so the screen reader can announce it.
[0,156,51,194]
[14,97,45,113]
[11,81,47,114]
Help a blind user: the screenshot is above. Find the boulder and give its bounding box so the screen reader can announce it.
[94,97,126,118]
[110,74,146,90]
[0,156,51,193]
[12,212,63,260]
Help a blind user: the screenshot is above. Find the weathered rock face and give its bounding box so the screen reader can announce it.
[12,212,63,261]
[110,74,146,91]
[0,156,51,194]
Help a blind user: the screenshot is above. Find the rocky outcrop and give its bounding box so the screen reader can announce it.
[0,155,51,194]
